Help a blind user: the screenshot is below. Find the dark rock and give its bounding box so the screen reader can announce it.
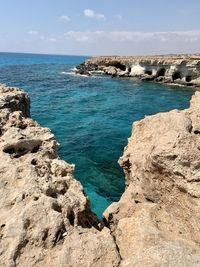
[141,75,155,81]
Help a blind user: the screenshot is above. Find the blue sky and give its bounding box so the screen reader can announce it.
[0,0,200,55]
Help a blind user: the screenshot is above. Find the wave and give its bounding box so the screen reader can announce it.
[61,71,75,75]
[61,71,89,77]
[71,67,77,71]
[60,71,104,78]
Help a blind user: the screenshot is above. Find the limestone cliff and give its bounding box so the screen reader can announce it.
[104,91,200,266]
[76,54,200,88]
[0,85,120,267]
[2,83,200,267]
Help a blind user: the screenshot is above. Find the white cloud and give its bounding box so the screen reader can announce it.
[84,9,105,20]
[27,31,39,35]
[23,30,200,56]
[84,9,94,18]
[58,15,70,22]
[27,31,58,43]
[65,30,200,43]
[63,30,200,55]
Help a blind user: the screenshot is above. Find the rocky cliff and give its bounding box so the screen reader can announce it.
[104,90,200,266]
[76,54,200,88]
[0,85,120,267]
[1,83,200,266]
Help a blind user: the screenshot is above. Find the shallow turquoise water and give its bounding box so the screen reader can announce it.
[0,52,196,217]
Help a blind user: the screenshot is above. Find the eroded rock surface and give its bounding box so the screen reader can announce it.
[0,85,120,267]
[104,91,200,266]
[2,83,200,267]
[76,54,200,88]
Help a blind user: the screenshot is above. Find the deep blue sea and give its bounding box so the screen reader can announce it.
[0,52,196,217]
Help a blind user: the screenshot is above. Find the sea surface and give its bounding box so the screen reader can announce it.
[0,52,196,217]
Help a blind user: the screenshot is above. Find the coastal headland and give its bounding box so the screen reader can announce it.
[1,83,200,266]
[76,54,200,88]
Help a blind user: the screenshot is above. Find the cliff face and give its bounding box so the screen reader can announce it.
[0,85,120,267]
[104,91,200,266]
[77,55,200,87]
[2,83,200,266]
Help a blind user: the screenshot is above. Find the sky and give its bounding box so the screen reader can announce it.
[0,0,200,56]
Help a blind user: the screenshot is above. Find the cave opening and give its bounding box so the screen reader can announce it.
[145,70,152,75]
[157,68,166,77]
[128,67,131,73]
[112,62,126,71]
[172,71,182,81]
[186,76,192,82]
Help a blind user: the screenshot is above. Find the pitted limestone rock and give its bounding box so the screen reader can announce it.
[0,85,120,267]
[104,91,200,267]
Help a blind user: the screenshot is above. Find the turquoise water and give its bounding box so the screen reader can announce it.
[0,52,196,217]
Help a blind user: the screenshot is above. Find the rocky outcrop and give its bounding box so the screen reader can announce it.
[76,54,200,87]
[2,83,200,266]
[103,91,200,266]
[0,85,120,267]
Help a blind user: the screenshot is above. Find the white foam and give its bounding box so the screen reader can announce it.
[61,71,90,78]
[71,67,77,71]
[61,71,74,75]
[60,71,104,79]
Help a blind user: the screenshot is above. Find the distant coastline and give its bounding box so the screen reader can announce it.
[76,54,200,89]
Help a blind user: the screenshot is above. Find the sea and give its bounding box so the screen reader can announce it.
[0,52,196,218]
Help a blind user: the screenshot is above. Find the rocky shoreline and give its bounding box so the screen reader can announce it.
[76,54,200,88]
[0,85,120,267]
[1,84,200,266]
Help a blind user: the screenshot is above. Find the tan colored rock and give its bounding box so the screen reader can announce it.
[2,82,200,267]
[0,84,120,267]
[103,66,118,76]
[82,54,200,87]
[104,91,200,266]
